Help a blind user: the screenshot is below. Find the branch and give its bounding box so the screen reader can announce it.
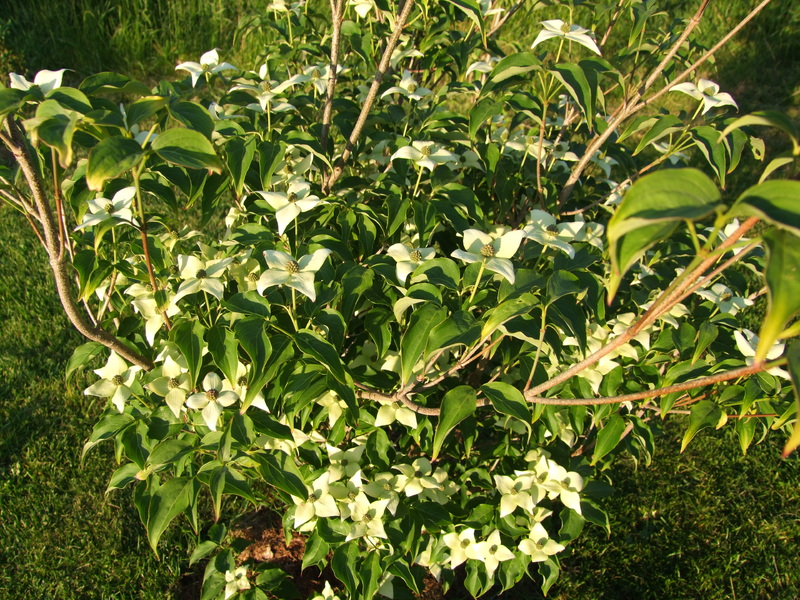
[2,118,154,371]
[322,0,416,193]
[525,359,782,406]
[487,0,526,39]
[321,0,345,152]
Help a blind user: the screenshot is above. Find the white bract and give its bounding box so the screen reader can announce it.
[76,186,138,230]
[451,228,525,284]
[390,141,458,172]
[176,49,238,87]
[84,352,141,412]
[442,527,477,568]
[519,522,565,562]
[224,567,251,599]
[257,248,332,301]
[9,69,66,94]
[670,79,738,114]
[524,209,581,258]
[532,20,602,55]
[185,372,239,431]
[695,282,753,315]
[173,255,234,302]
[464,530,515,577]
[254,179,324,235]
[147,355,191,418]
[381,70,432,102]
[386,243,435,284]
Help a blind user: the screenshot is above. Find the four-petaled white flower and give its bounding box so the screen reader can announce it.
[374,401,418,429]
[524,209,581,258]
[345,498,391,540]
[494,474,544,518]
[223,362,269,412]
[348,0,376,19]
[176,49,238,87]
[443,527,477,568]
[532,20,601,56]
[390,141,458,172]
[148,355,191,418]
[393,458,443,497]
[258,248,331,301]
[294,471,342,529]
[84,352,141,412]
[76,187,138,230]
[386,243,435,284]
[464,529,515,577]
[173,254,234,302]
[670,79,738,114]
[9,69,66,95]
[224,567,251,599]
[185,372,239,431]
[381,70,433,102]
[451,228,525,284]
[254,180,324,235]
[734,329,789,379]
[695,283,753,316]
[518,522,565,562]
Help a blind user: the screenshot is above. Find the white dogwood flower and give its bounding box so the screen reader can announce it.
[84,352,141,412]
[670,79,738,114]
[451,228,525,284]
[76,187,138,230]
[176,49,237,87]
[386,243,436,284]
[173,254,234,302]
[464,530,515,576]
[519,522,565,562]
[224,567,251,599]
[254,179,324,235]
[257,248,332,301]
[9,69,66,95]
[390,141,458,172]
[185,373,239,431]
[532,20,601,55]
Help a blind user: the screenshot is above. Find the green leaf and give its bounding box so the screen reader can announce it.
[427,310,480,355]
[222,291,271,317]
[480,382,531,424]
[720,110,799,153]
[234,317,273,411]
[441,0,483,40]
[552,62,598,129]
[207,325,240,386]
[295,329,348,385]
[691,125,729,188]
[469,97,504,142]
[731,179,800,237]
[147,439,194,469]
[146,476,195,557]
[86,136,144,191]
[782,341,800,457]
[400,304,448,385]
[225,135,257,198]
[152,128,223,172]
[302,532,330,571]
[481,292,538,338]
[681,401,724,452]
[632,115,684,155]
[411,257,461,290]
[756,229,800,362]
[0,87,24,117]
[332,542,359,598]
[82,413,135,460]
[480,52,541,96]
[432,385,477,460]
[608,169,721,299]
[168,101,214,139]
[106,462,140,492]
[80,72,151,96]
[546,270,586,303]
[591,414,626,465]
[360,551,382,599]
[172,320,205,389]
[253,452,307,500]
[65,341,104,381]
[126,96,169,127]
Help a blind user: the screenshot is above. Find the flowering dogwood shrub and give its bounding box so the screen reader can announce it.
[1,0,799,598]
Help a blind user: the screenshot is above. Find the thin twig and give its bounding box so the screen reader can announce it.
[323,0,416,193]
[600,0,627,47]
[321,0,344,153]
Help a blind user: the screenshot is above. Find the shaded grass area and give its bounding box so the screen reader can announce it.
[0,205,195,599]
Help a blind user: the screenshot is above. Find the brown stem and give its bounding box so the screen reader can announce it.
[322,0,415,194]
[600,0,627,47]
[525,360,781,406]
[487,0,526,39]
[2,118,154,370]
[320,0,344,153]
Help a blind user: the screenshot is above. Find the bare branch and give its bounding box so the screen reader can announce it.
[323,0,416,193]
[321,0,345,152]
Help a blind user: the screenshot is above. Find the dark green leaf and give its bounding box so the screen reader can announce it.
[432,385,477,460]
[86,136,144,191]
[146,476,194,557]
[172,320,205,388]
[295,329,348,384]
[65,341,104,381]
[731,180,800,237]
[332,542,359,598]
[591,414,626,464]
[152,128,223,172]
[681,401,724,452]
[481,382,531,423]
[400,304,448,385]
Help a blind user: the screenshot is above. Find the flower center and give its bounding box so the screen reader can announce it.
[169,265,179,276]
[284,162,294,174]
[420,145,432,157]
[205,388,219,401]
[341,459,349,467]
[536,541,545,550]
[287,192,298,203]
[311,67,321,79]
[480,244,495,258]
[561,22,571,34]
[168,377,181,389]
[262,81,272,92]
[545,224,559,237]
[460,539,471,549]
[363,513,373,522]
[410,250,423,262]
[285,260,300,274]
[348,491,357,500]
[489,544,498,554]
[112,375,125,386]
[407,82,417,93]
[196,269,208,279]
[237,376,248,387]
[720,292,732,302]
[383,482,393,491]
[309,493,318,502]
[105,203,115,213]
[247,272,259,283]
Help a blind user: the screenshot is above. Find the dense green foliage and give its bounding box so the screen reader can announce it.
[1,1,799,599]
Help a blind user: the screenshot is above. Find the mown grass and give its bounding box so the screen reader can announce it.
[1,1,799,599]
